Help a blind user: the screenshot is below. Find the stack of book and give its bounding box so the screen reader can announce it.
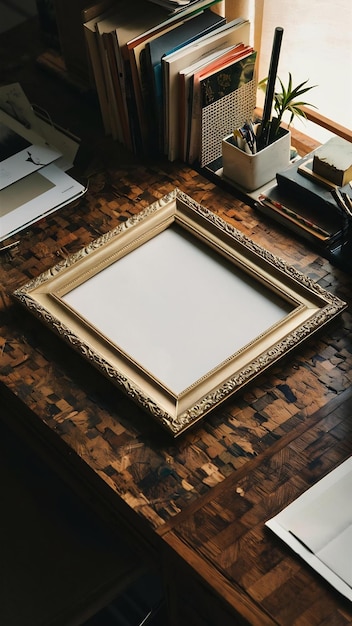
[256,149,348,248]
[83,0,257,164]
[147,0,210,14]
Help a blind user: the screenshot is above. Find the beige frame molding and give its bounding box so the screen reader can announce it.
[13,189,346,437]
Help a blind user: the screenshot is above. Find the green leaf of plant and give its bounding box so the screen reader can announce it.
[257,72,317,136]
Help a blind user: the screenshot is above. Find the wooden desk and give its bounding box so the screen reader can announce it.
[1,18,352,625]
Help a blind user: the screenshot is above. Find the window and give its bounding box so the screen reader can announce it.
[225,0,352,143]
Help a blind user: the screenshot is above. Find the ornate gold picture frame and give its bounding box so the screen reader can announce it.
[13,189,347,436]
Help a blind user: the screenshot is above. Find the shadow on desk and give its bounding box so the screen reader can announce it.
[0,417,165,626]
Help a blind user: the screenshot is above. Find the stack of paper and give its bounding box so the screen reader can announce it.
[266,456,352,601]
[0,84,86,243]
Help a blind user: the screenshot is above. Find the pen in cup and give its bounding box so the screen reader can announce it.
[234,121,258,154]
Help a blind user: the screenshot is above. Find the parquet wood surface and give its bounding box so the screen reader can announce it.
[1,155,351,530]
[163,387,352,625]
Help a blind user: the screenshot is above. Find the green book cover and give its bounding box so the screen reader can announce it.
[200,50,256,107]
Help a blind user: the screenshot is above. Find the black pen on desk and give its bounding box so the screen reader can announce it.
[258,194,330,238]
[257,26,284,151]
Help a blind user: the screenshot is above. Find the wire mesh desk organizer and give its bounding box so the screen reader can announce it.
[200,71,256,168]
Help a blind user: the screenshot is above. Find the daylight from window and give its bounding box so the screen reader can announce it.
[255,0,352,142]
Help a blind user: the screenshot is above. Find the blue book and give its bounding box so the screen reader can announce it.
[143,9,226,152]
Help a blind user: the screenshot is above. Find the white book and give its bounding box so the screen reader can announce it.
[83,5,116,136]
[162,18,250,161]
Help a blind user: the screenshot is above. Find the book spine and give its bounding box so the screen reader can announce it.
[124,58,143,154]
[139,47,160,154]
[83,23,111,135]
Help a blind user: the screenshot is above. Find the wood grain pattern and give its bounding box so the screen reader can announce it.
[163,388,352,625]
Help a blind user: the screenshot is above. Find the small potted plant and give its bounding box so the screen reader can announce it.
[222,73,317,191]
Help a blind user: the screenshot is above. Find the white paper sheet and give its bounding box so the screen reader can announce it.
[0,83,80,171]
[0,163,86,241]
[266,456,352,601]
[0,110,62,190]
